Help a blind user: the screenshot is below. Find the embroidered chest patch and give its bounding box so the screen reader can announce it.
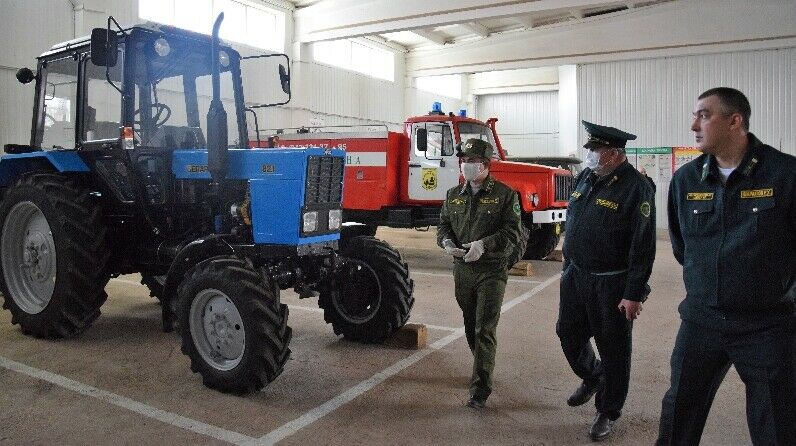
[740,188,773,199]
[479,198,499,204]
[595,198,619,211]
[687,192,714,201]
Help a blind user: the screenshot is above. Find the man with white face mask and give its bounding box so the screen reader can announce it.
[557,121,656,441]
[437,138,523,409]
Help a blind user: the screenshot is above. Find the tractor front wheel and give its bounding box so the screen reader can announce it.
[319,236,413,343]
[176,256,291,393]
[0,173,110,338]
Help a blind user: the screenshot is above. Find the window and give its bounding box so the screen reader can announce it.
[139,0,286,52]
[313,39,395,82]
[84,51,124,142]
[416,74,461,99]
[42,57,79,150]
[414,124,453,158]
[458,122,499,160]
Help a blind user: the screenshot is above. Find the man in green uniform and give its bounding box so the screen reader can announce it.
[558,121,656,441]
[437,138,522,409]
[656,87,795,445]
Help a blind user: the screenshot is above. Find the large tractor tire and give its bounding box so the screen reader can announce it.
[523,223,561,260]
[339,224,377,250]
[176,256,291,394]
[0,173,110,338]
[319,236,413,343]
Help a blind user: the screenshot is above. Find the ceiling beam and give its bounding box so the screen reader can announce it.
[295,0,637,43]
[411,28,447,45]
[459,22,490,38]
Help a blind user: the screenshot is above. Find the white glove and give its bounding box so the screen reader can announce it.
[442,239,467,257]
[462,239,485,263]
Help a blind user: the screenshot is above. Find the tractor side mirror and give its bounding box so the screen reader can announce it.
[416,128,427,152]
[16,68,35,84]
[279,64,290,95]
[90,28,118,67]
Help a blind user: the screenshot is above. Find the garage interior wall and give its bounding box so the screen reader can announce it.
[0,0,408,147]
[577,47,796,230]
[475,91,559,158]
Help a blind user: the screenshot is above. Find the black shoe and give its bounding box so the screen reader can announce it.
[567,381,598,406]
[589,412,614,441]
[466,397,486,409]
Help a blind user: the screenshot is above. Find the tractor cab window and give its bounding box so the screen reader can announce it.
[458,122,499,160]
[41,56,79,150]
[84,49,124,142]
[128,35,241,149]
[414,123,453,158]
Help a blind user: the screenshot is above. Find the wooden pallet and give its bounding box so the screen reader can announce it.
[384,323,428,350]
[508,260,534,276]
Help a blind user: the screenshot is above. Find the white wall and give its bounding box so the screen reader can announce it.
[475,91,558,158]
[577,48,796,156]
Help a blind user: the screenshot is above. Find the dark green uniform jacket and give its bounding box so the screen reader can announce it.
[668,133,796,332]
[562,160,656,302]
[437,175,522,266]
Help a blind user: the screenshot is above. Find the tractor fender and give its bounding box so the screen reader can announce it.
[162,235,236,303]
[0,151,90,188]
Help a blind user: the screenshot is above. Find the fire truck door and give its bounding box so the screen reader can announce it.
[408,123,459,201]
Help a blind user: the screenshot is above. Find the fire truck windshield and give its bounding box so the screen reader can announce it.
[457,122,499,159]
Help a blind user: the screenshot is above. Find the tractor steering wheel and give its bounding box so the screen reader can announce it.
[133,103,172,129]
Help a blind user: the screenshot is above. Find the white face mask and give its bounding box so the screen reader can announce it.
[584,150,601,170]
[461,162,484,181]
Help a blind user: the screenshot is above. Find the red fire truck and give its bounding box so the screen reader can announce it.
[257,104,572,259]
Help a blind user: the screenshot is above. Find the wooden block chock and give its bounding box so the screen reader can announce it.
[385,323,428,350]
[508,260,534,276]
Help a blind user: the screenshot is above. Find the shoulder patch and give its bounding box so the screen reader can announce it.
[513,202,521,215]
[640,201,651,218]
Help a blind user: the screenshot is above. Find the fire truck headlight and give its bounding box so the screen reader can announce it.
[528,192,539,207]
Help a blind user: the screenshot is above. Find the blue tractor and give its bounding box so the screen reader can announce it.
[0,15,413,393]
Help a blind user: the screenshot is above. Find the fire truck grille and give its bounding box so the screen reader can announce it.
[305,155,344,205]
[554,174,574,202]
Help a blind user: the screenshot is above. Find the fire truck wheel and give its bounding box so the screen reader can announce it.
[0,173,110,338]
[339,224,378,249]
[176,256,291,394]
[320,236,414,343]
[523,223,560,260]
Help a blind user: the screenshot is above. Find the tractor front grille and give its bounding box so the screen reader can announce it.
[554,174,574,202]
[305,155,344,205]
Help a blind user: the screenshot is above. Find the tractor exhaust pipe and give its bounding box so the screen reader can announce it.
[207,13,228,183]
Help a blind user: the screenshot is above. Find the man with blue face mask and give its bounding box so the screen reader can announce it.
[557,121,656,441]
[437,138,523,409]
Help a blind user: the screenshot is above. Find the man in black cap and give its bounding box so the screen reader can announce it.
[437,138,523,409]
[557,121,656,440]
[656,87,795,445]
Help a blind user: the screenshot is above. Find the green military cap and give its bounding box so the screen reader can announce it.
[457,138,494,159]
[582,120,637,149]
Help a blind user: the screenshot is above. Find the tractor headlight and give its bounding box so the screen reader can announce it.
[328,209,342,231]
[303,211,318,233]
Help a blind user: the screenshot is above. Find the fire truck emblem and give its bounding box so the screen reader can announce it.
[421,168,438,190]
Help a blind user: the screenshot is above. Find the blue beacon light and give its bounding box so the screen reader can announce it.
[431,102,443,113]
[459,109,467,117]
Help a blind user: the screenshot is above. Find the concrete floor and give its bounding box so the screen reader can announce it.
[0,228,751,445]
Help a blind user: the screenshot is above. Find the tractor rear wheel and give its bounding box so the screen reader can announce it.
[319,236,413,343]
[0,173,110,338]
[523,223,560,260]
[176,256,291,393]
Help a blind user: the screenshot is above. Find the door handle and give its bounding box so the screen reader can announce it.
[409,163,421,168]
